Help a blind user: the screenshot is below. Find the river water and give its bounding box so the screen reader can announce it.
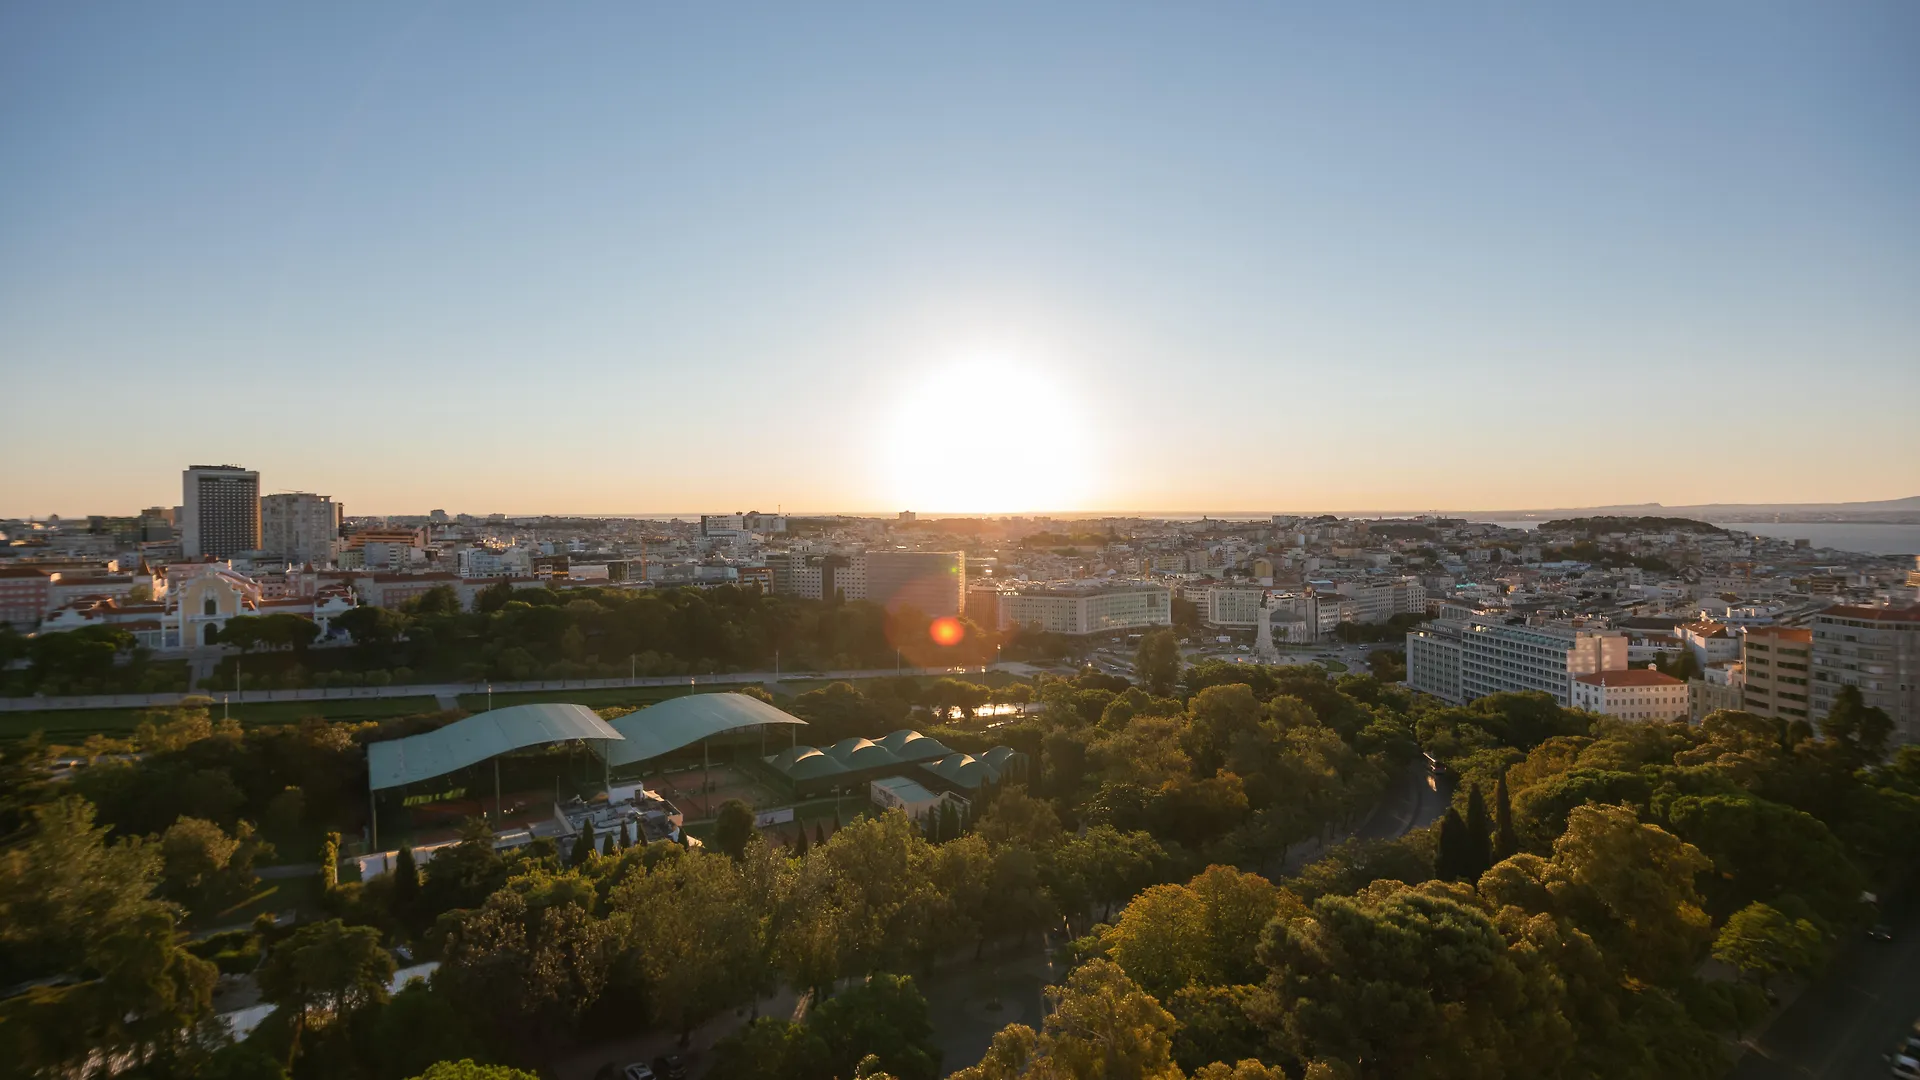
[1477,519,1919,557]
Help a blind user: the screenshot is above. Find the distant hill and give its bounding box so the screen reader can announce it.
[1470,495,1920,524]
[1538,516,1724,537]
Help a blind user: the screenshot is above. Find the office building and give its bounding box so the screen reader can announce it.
[181,465,260,559]
[260,493,342,565]
[864,551,965,618]
[1741,626,1813,723]
[1407,616,1627,706]
[999,583,1171,636]
[1810,604,1920,744]
[1571,668,1689,722]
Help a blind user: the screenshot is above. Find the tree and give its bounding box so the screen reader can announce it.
[393,844,422,915]
[256,919,395,1062]
[1434,807,1471,882]
[320,831,341,891]
[600,833,617,857]
[1712,902,1824,984]
[437,884,610,1057]
[610,849,768,1039]
[1463,783,1493,880]
[409,1061,540,1080]
[1492,771,1518,862]
[333,606,411,649]
[1254,881,1566,1077]
[1101,866,1300,1000]
[1549,804,1714,983]
[1135,629,1182,697]
[950,959,1181,1080]
[809,972,942,1080]
[570,820,597,866]
[715,798,757,860]
[1821,685,1894,768]
[159,817,268,915]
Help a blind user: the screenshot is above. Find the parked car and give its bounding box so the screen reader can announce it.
[652,1055,689,1080]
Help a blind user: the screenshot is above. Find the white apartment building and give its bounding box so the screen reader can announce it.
[1204,586,1266,629]
[1571,668,1689,722]
[1810,604,1920,744]
[1407,617,1628,706]
[1336,580,1400,624]
[457,545,534,578]
[999,584,1172,636]
[260,493,341,565]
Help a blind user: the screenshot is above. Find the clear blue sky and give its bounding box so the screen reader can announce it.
[3,3,1916,517]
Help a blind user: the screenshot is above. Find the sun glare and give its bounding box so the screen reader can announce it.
[877,353,1095,514]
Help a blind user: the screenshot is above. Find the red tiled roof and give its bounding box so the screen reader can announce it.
[1819,605,1920,624]
[1744,626,1811,642]
[1575,669,1685,688]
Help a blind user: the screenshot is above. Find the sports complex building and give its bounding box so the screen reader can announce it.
[358,691,1027,875]
[362,693,806,862]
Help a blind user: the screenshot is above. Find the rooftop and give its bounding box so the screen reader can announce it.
[1575,669,1686,688]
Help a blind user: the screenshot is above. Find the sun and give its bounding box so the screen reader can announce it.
[875,353,1098,514]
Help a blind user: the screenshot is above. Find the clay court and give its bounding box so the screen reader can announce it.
[645,762,783,820]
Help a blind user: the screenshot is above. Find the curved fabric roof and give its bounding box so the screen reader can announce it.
[765,747,851,781]
[826,737,907,771]
[875,729,954,762]
[925,753,1001,789]
[368,703,623,791]
[601,692,806,768]
[979,746,1024,771]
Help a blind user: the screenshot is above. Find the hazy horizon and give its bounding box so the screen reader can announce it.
[4,3,1917,518]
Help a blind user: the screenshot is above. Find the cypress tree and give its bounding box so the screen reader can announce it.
[570,820,597,865]
[1436,807,1468,881]
[393,844,421,909]
[319,832,341,891]
[1464,783,1493,880]
[814,821,827,847]
[1493,771,1518,862]
[601,833,617,857]
[794,824,810,857]
[619,821,634,850]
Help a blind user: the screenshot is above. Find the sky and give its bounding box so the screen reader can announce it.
[2,3,1917,518]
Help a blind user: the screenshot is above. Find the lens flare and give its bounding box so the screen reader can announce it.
[929,617,966,647]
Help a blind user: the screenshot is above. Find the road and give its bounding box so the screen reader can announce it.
[1280,762,1451,875]
[1731,890,1920,1080]
[0,663,1014,713]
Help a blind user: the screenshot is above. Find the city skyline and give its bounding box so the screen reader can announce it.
[4,4,1918,516]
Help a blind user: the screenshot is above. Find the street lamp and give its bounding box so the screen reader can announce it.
[486,682,493,712]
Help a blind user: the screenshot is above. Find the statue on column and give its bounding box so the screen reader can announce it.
[1255,590,1280,662]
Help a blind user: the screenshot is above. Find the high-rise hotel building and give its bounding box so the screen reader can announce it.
[181,465,260,559]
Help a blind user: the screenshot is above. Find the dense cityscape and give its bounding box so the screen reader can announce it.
[6,4,1919,1079]
[1,466,1918,1079]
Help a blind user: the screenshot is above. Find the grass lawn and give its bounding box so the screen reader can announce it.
[185,872,326,935]
[0,695,446,742]
[458,671,1026,715]
[1322,660,1350,672]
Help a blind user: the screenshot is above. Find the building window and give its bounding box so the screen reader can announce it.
[204,596,217,616]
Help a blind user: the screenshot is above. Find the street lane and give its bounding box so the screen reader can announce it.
[1732,891,1920,1080]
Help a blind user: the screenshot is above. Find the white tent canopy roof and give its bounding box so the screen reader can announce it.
[367,703,623,791]
[601,692,806,768]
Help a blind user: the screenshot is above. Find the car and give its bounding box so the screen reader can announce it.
[652,1055,689,1080]
[1868,923,1896,941]
[621,1066,657,1080]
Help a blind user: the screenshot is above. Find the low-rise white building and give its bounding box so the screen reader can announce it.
[1571,668,1689,722]
[999,583,1172,636]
